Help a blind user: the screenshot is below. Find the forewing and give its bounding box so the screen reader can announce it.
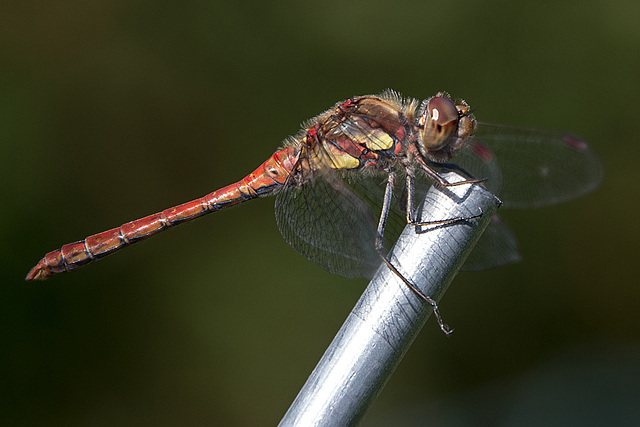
[466,124,603,208]
[447,137,503,197]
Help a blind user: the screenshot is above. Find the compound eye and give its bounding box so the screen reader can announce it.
[428,96,459,128]
[419,96,459,150]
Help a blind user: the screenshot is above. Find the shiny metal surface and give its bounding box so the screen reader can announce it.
[279,172,500,426]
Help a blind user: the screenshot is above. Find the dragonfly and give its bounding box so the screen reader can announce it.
[26,90,602,333]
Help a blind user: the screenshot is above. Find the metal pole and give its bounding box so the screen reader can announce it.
[279,172,500,426]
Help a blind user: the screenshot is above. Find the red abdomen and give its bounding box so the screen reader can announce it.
[26,147,298,280]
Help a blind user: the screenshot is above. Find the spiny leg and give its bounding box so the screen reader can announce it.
[405,165,484,228]
[428,160,476,181]
[414,153,485,188]
[375,169,453,335]
[424,160,503,208]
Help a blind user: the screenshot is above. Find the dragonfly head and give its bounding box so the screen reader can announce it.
[416,92,476,162]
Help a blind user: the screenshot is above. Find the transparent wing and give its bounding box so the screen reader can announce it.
[408,166,520,271]
[461,214,520,271]
[275,158,407,279]
[458,124,603,208]
[452,124,603,269]
[445,137,503,197]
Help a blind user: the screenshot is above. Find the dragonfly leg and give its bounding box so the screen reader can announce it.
[405,166,485,227]
[429,160,477,180]
[376,169,453,335]
[414,153,485,188]
[424,160,503,207]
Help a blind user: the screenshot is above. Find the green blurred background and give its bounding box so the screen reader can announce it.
[2,0,639,425]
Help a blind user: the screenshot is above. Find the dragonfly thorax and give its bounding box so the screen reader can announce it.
[416,93,476,162]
